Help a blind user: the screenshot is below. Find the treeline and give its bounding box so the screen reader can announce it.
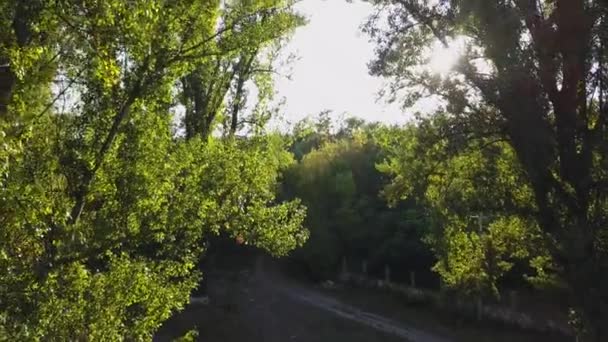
[280,113,558,298]
[280,115,435,285]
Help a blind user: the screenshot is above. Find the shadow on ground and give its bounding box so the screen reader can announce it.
[155,252,572,342]
[155,255,406,342]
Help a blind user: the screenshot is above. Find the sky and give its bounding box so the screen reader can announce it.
[273,0,410,126]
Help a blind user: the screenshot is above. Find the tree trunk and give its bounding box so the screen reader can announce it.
[1,1,36,117]
[0,62,15,117]
[566,249,608,342]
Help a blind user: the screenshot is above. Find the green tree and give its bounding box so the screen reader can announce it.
[377,119,554,298]
[283,117,433,281]
[366,0,608,339]
[180,0,304,139]
[0,0,307,339]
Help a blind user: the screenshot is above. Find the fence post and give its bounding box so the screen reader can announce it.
[362,259,368,275]
[339,256,348,282]
[409,271,416,288]
[509,290,518,310]
[384,265,391,283]
[476,297,483,321]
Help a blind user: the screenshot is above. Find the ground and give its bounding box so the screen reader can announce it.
[154,254,572,342]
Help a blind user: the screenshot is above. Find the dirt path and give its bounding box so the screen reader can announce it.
[255,257,450,342]
[156,256,450,342]
[278,283,449,342]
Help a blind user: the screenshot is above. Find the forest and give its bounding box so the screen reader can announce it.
[1,0,607,341]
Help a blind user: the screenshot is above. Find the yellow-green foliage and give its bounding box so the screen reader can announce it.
[0,0,306,339]
[377,118,552,297]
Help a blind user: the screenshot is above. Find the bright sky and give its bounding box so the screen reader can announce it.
[274,0,409,126]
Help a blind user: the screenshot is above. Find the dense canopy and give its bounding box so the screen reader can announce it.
[0,0,307,339]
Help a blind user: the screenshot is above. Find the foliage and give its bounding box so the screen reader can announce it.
[282,116,434,281]
[376,119,553,297]
[0,0,306,339]
[366,0,608,339]
[180,0,305,139]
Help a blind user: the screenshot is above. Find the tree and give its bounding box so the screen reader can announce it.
[0,0,307,339]
[377,118,555,298]
[282,116,434,281]
[180,0,304,139]
[366,0,608,339]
